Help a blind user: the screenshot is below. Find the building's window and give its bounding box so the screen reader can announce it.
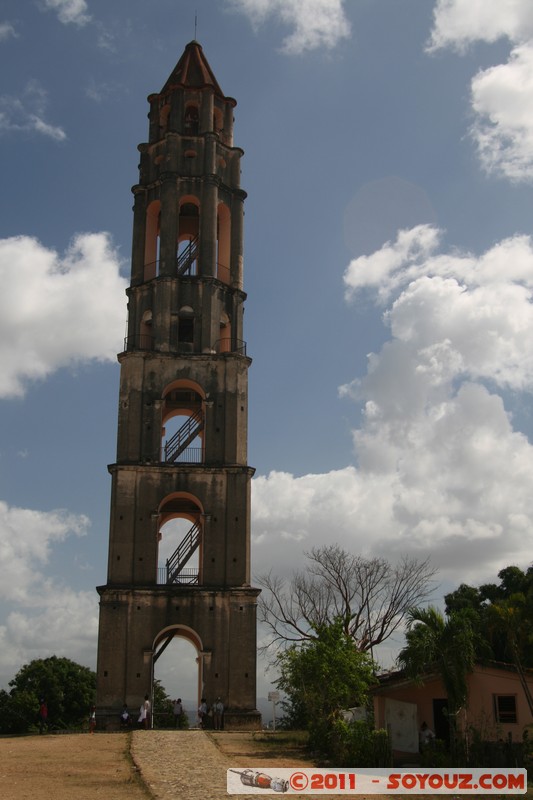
[178,317,194,343]
[494,695,517,723]
[184,105,199,134]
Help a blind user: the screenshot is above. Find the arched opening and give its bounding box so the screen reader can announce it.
[140,309,153,350]
[177,305,195,352]
[178,199,200,276]
[153,626,202,727]
[184,104,199,135]
[213,107,223,136]
[219,311,231,353]
[217,203,231,284]
[159,103,171,137]
[161,381,205,463]
[144,200,161,280]
[157,493,204,585]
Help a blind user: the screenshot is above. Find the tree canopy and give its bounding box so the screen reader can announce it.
[445,564,533,711]
[0,655,96,734]
[276,618,375,748]
[258,544,436,654]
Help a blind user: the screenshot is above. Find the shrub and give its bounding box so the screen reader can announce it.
[327,718,392,767]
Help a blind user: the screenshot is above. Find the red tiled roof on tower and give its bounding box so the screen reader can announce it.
[161,40,224,96]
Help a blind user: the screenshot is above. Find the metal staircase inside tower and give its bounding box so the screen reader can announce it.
[177,235,199,276]
[164,410,204,462]
[166,521,201,584]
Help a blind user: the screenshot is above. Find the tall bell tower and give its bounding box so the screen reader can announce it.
[96,41,260,729]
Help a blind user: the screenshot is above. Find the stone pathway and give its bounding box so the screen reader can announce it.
[131,729,259,800]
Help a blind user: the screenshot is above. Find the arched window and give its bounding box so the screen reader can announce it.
[144,201,161,280]
[213,107,223,135]
[219,312,231,353]
[216,203,231,284]
[159,103,171,137]
[178,305,194,350]
[161,382,205,464]
[178,199,200,276]
[184,104,199,135]
[140,310,153,350]
[156,493,204,585]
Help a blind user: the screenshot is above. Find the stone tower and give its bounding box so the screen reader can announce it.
[96,41,260,730]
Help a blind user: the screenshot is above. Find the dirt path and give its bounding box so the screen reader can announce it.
[0,733,150,800]
[0,729,383,800]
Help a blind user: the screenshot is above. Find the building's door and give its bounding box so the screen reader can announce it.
[432,698,449,743]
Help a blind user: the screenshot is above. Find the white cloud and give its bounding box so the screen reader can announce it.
[42,0,91,27]
[470,43,533,182]
[0,22,17,41]
[0,590,98,685]
[428,0,533,52]
[85,79,122,103]
[252,226,533,605]
[0,500,98,685]
[30,115,67,141]
[344,224,533,393]
[0,501,90,603]
[0,233,127,397]
[0,80,67,141]
[427,1,533,181]
[228,0,351,54]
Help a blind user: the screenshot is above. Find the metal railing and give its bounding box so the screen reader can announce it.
[141,253,232,282]
[164,410,203,462]
[157,567,199,585]
[166,521,201,582]
[167,447,202,464]
[216,262,230,283]
[214,338,247,355]
[123,334,155,352]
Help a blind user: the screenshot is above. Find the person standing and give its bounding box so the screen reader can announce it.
[419,721,435,748]
[213,697,224,730]
[89,705,97,734]
[173,698,183,728]
[120,704,131,728]
[198,698,208,729]
[38,698,48,734]
[143,694,151,729]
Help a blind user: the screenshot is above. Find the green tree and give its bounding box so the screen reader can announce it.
[276,618,374,752]
[1,655,96,733]
[445,564,533,666]
[485,595,533,715]
[398,607,478,760]
[152,678,175,728]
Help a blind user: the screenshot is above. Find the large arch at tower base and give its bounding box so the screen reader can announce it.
[96,584,261,731]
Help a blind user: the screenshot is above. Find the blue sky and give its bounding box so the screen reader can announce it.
[1,0,533,704]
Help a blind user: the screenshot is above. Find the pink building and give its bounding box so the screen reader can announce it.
[373,662,533,758]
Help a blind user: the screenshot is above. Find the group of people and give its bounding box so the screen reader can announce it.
[118,694,152,729]
[198,696,224,730]
[82,692,226,732]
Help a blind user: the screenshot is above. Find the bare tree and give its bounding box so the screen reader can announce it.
[257,544,437,655]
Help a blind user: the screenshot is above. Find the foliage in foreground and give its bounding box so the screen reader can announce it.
[329,719,392,767]
[152,679,189,729]
[276,618,375,754]
[0,655,96,734]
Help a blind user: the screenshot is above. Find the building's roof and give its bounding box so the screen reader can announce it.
[161,40,224,96]
[373,660,533,694]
